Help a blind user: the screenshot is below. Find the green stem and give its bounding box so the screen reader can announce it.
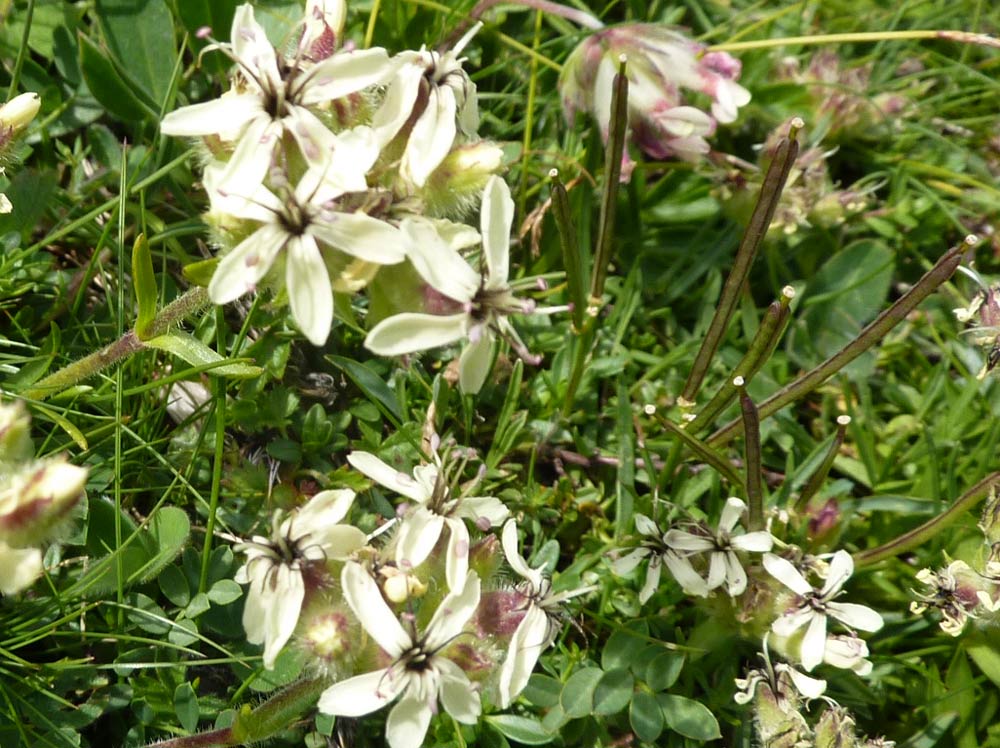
[793,415,850,514]
[199,308,227,595]
[6,0,33,101]
[549,170,586,331]
[707,237,970,447]
[681,120,801,403]
[653,417,743,489]
[854,472,1000,568]
[710,29,1000,53]
[736,380,764,531]
[22,287,210,401]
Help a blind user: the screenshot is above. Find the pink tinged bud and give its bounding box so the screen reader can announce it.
[0,460,87,546]
[449,642,494,675]
[196,26,212,39]
[476,590,529,636]
[303,611,351,662]
[807,498,841,543]
[424,285,465,315]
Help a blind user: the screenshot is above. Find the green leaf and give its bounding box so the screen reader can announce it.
[326,355,403,425]
[207,579,243,606]
[644,651,685,692]
[183,258,219,287]
[965,630,1000,688]
[174,683,199,733]
[658,694,721,740]
[132,233,157,339]
[560,667,604,719]
[484,716,554,746]
[78,32,155,122]
[900,713,957,748]
[593,668,634,716]
[173,0,239,76]
[94,0,177,107]
[601,626,649,672]
[145,330,263,378]
[159,564,191,607]
[135,506,192,585]
[523,674,562,709]
[630,691,664,743]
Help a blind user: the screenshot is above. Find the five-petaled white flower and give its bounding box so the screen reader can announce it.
[234,489,366,669]
[317,562,482,748]
[764,550,883,672]
[612,513,708,601]
[348,450,508,591]
[664,497,774,597]
[498,520,594,707]
[373,26,480,187]
[206,162,407,345]
[364,175,539,393]
[161,3,394,191]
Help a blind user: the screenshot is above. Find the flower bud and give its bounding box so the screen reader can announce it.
[0,400,34,466]
[0,459,87,546]
[815,706,859,748]
[0,93,40,135]
[422,141,505,218]
[301,610,352,664]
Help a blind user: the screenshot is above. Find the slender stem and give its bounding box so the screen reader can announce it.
[199,308,227,595]
[589,55,629,307]
[654,417,743,489]
[6,0,34,101]
[682,120,802,403]
[21,287,210,401]
[794,415,850,514]
[709,29,1000,53]
[707,238,971,447]
[736,380,764,531]
[549,170,586,331]
[854,472,1000,568]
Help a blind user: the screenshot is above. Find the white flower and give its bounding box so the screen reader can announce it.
[317,563,482,748]
[206,161,407,345]
[498,520,594,707]
[365,176,539,393]
[822,633,873,676]
[764,550,883,671]
[347,450,508,590]
[664,497,774,597]
[161,3,394,191]
[234,489,366,669]
[373,26,480,187]
[735,635,827,708]
[0,458,88,546]
[0,541,43,595]
[612,513,708,601]
[910,559,985,636]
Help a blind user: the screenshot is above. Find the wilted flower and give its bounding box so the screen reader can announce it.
[611,513,708,601]
[347,448,508,590]
[161,3,394,191]
[765,550,883,671]
[560,24,749,175]
[664,496,774,597]
[373,26,480,187]
[206,161,406,345]
[822,633,873,675]
[910,559,986,636]
[318,563,483,748]
[234,489,366,668]
[365,176,544,393]
[953,279,1000,379]
[497,520,594,707]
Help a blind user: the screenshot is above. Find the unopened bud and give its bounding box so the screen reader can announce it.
[0,401,34,465]
[0,93,40,134]
[0,459,87,546]
[815,706,859,748]
[301,610,351,663]
[422,141,505,218]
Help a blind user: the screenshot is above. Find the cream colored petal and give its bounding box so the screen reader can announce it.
[286,234,334,346]
[317,668,403,717]
[364,313,468,356]
[458,332,494,394]
[0,543,42,594]
[347,452,430,503]
[481,175,513,289]
[403,84,457,187]
[309,211,407,265]
[341,561,410,656]
[300,47,396,103]
[498,605,549,708]
[400,218,479,301]
[208,223,288,304]
[385,695,433,748]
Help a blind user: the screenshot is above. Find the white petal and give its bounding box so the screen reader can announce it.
[458,332,494,394]
[820,550,854,597]
[639,555,663,603]
[783,665,827,699]
[364,313,468,356]
[437,659,482,723]
[296,488,356,527]
[0,543,42,594]
[633,514,659,538]
[771,607,813,638]
[663,529,714,553]
[718,497,747,535]
[284,106,346,174]
[827,601,884,632]
[395,506,445,571]
[230,5,280,87]
[403,84,457,187]
[310,210,407,265]
[799,610,828,672]
[705,551,727,590]
[498,605,549,707]
[443,517,470,592]
[286,234,334,345]
[317,668,403,717]
[723,552,748,597]
[207,167,282,222]
[372,57,424,145]
[300,47,396,103]
[731,531,774,553]
[481,176,513,289]
[400,219,479,302]
[386,696,433,748]
[313,525,366,560]
[261,564,305,669]
[426,570,481,648]
[611,548,650,577]
[455,496,509,526]
[348,452,431,503]
[762,553,813,596]
[160,92,262,137]
[214,115,282,194]
[340,562,410,656]
[501,519,544,589]
[208,223,288,304]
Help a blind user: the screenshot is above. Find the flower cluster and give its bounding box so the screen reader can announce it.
[0,400,87,595]
[0,92,41,214]
[953,277,1000,379]
[161,1,542,392]
[559,24,750,179]
[231,430,591,748]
